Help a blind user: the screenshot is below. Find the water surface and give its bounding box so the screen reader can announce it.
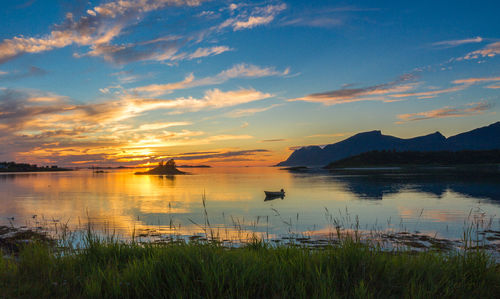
[1,167,500,243]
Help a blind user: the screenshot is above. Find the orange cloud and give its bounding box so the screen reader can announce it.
[462,41,500,60]
[487,83,500,89]
[288,74,417,105]
[452,76,500,85]
[0,86,278,166]
[289,73,500,106]
[396,102,492,123]
[388,85,467,99]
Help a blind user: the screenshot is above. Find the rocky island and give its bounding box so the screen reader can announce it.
[134,159,187,175]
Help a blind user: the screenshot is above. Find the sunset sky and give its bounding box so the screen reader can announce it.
[0,0,499,167]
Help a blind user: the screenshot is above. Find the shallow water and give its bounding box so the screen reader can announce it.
[1,167,500,243]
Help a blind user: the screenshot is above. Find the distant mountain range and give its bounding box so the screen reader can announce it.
[277,122,500,166]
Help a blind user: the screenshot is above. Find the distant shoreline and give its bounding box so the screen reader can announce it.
[0,162,72,173]
[325,150,500,169]
[177,165,211,168]
[0,169,73,173]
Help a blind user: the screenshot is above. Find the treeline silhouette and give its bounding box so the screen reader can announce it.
[0,162,70,172]
[325,150,500,168]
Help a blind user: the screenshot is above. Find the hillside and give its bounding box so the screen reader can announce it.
[325,150,500,168]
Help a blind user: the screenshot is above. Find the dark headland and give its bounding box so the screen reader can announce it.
[134,159,187,175]
[324,149,500,168]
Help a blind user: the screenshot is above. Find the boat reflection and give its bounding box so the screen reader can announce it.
[264,189,285,201]
[264,194,284,201]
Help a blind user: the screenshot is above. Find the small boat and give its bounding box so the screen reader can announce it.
[264,189,285,198]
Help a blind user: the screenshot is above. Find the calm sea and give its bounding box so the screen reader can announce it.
[1,167,500,243]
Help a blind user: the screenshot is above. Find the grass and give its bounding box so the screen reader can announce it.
[1,197,500,298]
[1,231,500,299]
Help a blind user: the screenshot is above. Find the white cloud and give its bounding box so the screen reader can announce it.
[189,46,232,59]
[127,88,272,114]
[0,0,204,64]
[91,0,203,18]
[234,16,275,30]
[133,63,289,96]
[225,104,282,118]
[218,3,287,31]
[432,36,483,47]
[229,4,238,11]
[174,45,232,61]
[136,122,191,131]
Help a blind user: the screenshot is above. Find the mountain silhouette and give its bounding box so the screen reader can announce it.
[277,122,500,166]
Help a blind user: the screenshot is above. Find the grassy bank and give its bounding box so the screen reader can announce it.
[1,234,500,299]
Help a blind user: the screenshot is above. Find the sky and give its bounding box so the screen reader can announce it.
[0,0,499,167]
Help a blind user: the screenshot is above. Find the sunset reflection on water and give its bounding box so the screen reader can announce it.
[1,167,500,242]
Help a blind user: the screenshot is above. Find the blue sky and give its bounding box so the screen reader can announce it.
[0,0,499,166]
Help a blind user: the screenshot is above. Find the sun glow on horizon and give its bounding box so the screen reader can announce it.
[0,1,498,166]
